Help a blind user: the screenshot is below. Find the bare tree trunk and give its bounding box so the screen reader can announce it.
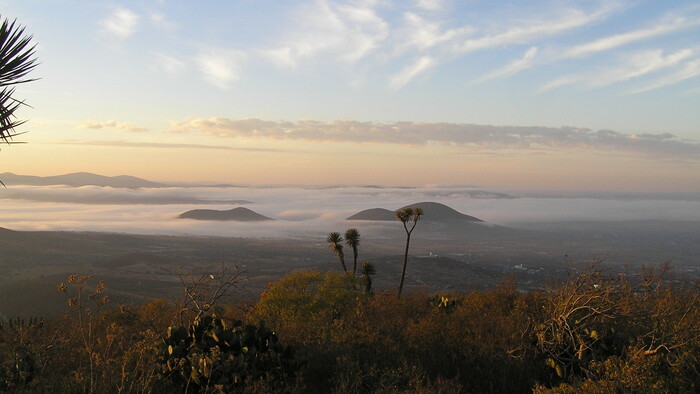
[338,251,348,273]
[398,233,411,297]
[352,248,358,276]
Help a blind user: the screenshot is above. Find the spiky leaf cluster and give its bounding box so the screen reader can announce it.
[161,316,298,390]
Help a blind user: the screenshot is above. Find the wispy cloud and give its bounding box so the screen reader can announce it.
[262,0,389,68]
[101,7,139,39]
[54,140,283,152]
[196,49,246,89]
[563,9,700,58]
[151,52,186,76]
[539,49,695,92]
[77,120,149,133]
[415,0,444,11]
[166,117,700,159]
[478,47,539,82]
[452,3,619,54]
[396,12,473,53]
[388,56,436,89]
[632,58,700,93]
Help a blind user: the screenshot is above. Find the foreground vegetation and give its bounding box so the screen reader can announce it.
[1,263,699,393]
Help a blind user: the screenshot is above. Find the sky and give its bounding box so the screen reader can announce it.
[1,0,700,191]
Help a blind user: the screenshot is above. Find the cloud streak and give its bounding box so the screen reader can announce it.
[262,0,389,68]
[452,3,619,54]
[196,49,246,89]
[539,49,695,92]
[478,47,539,82]
[632,58,700,93]
[101,7,139,39]
[77,120,149,133]
[389,56,436,89]
[54,140,284,152]
[166,118,700,159]
[562,9,700,58]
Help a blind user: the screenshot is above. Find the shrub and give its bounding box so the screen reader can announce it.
[160,315,298,391]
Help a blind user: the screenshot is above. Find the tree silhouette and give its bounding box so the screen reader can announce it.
[395,207,422,297]
[326,232,347,273]
[0,17,37,144]
[0,17,38,186]
[344,228,360,275]
[359,261,376,294]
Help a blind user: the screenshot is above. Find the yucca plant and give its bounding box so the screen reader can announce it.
[0,16,38,186]
[327,232,347,273]
[359,261,376,294]
[395,207,423,297]
[344,228,361,275]
[0,17,37,143]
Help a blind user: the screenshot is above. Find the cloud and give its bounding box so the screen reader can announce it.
[478,47,539,82]
[262,0,389,68]
[196,49,246,89]
[415,0,444,11]
[77,120,149,133]
[2,184,700,237]
[539,49,695,92]
[396,12,473,53]
[451,3,619,54]
[54,140,283,152]
[0,185,251,205]
[562,9,700,58]
[166,117,700,159]
[276,209,324,221]
[101,7,139,39]
[632,58,700,93]
[388,56,436,89]
[151,52,186,76]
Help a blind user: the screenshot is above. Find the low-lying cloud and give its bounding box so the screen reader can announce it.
[2,184,700,238]
[167,118,700,159]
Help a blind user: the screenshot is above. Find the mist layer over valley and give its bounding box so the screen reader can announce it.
[2,173,700,236]
[1,173,700,317]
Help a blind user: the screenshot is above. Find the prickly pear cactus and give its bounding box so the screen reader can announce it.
[160,316,298,390]
[0,316,43,390]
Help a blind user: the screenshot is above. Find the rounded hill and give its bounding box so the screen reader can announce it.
[347,202,483,222]
[179,207,273,221]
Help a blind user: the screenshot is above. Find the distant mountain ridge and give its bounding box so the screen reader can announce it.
[0,172,164,188]
[179,207,273,221]
[347,202,483,222]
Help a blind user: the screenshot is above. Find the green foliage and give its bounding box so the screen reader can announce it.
[251,270,360,344]
[532,264,700,392]
[160,315,298,391]
[395,207,422,297]
[1,264,698,393]
[326,232,348,273]
[0,16,38,150]
[344,228,361,274]
[359,261,376,294]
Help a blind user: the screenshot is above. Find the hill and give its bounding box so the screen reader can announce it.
[179,207,273,221]
[347,201,483,222]
[0,172,165,188]
[346,208,396,221]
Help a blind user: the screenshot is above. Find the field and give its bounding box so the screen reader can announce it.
[2,219,699,318]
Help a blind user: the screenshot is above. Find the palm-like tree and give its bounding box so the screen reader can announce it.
[344,228,360,275]
[0,17,38,145]
[0,17,38,187]
[395,207,423,297]
[359,261,376,294]
[326,232,347,273]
